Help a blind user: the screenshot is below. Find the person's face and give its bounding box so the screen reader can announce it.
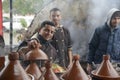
[39,25,55,40]
[110,17,120,28]
[50,11,61,25]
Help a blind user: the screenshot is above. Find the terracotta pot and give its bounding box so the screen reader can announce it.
[0,56,5,71]
[62,54,91,80]
[44,60,59,80]
[26,61,42,80]
[25,43,48,60]
[91,55,120,80]
[0,52,32,80]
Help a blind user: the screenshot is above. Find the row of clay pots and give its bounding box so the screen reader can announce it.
[61,55,120,80]
[0,43,59,80]
[1,53,120,80]
[0,47,91,80]
[19,43,90,80]
[0,52,58,80]
[25,43,120,80]
[0,53,90,80]
[0,52,33,80]
[24,43,91,80]
[1,42,120,80]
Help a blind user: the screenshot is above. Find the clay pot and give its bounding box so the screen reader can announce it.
[62,54,91,80]
[0,56,5,71]
[26,61,42,80]
[0,52,33,80]
[25,43,48,60]
[92,55,120,80]
[44,60,59,80]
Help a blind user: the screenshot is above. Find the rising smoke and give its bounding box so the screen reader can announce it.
[26,0,120,60]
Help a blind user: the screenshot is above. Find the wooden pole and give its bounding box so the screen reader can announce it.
[10,0,13,52]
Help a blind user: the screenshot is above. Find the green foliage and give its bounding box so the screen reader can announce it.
[2,0,43,15]
[2,0,9,13]
[20,18,27,28]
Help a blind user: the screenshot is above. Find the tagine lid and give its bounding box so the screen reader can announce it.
[92,55,120,78]
[0,52,31,80]
[44,60,59,80]
[62,54,91,80]
[26,61,42,80]
[25,43,48,60]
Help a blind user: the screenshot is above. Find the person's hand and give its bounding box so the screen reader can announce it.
[86,63,92,75]
[28,39,42,49]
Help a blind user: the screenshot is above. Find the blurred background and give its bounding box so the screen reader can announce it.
[1,0,120,61]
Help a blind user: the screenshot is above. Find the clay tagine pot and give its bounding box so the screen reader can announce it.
[43,60,59,80]
[25,42,48,60]
[62,54,91,80]
[0,52,33,80]
[0,56,5,71]
[26,61,42,80]
[91,55,120,80]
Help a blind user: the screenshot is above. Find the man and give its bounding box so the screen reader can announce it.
[86,8,120,74]
[18,20,57,67]
[49,8,73,68]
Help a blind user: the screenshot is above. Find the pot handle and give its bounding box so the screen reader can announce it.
[28,74,35,80]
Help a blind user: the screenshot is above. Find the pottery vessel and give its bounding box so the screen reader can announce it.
[62,54,91,80]
[26,61,42,80]
[44,60,59,80]
[92,55,120,80]
[25,43,48,60]
[0,52,33,80]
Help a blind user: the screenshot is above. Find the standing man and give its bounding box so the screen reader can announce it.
[86,8,120,74]
[49,8,73,68]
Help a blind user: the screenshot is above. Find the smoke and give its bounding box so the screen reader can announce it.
[26,0,120,60]
[85,0,120,42]
[86,0,120,44]
[82,0,120,60]
[64,0,120,60]
[88,0,120,27]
